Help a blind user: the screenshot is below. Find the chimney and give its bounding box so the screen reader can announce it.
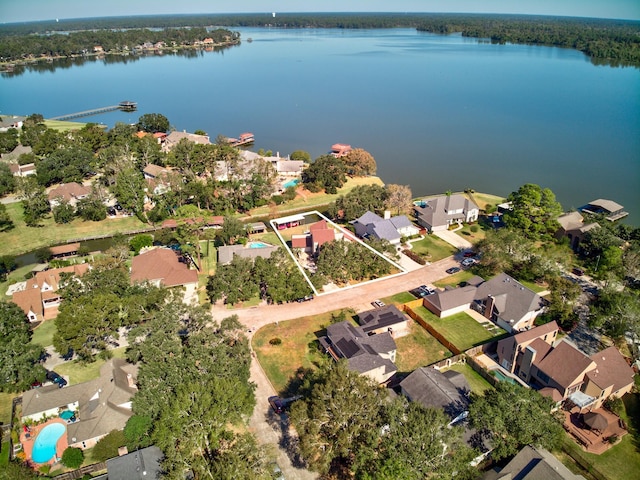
[484,296,495,320]
[384,210,391,220]
[127,373,137,389]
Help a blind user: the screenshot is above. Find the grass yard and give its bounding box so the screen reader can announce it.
[395,321,452,373]
[0,392,18,424]
[55,347,126,385]
[413,306,506,351]
[468,192,506,211]
[381,291,417,305]
[456,223,488,243]
[1,202,147,257]
[409,235,457,262]
[31,320,57,348]
[518,279,548,294]
[43,119,88,131]
[0,262,36,297]
[248,176,385,217]
[198,240,217,276]
[252,309,355,394]
[433,269,476,288]
[441,363,493,394]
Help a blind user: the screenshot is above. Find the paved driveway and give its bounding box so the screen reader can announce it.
[433,229,472,250]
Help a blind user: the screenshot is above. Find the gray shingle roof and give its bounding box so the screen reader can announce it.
[358,305,408,334]
[106,446,164,480]
[400,367,469,418]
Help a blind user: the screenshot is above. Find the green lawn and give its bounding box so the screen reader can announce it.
[43,119,88,131]
[395,321,452,373]
[0,263,36,297]
[409,235,457,262]
[413,306,506,351]
[381,291,417,305]
[518,279,548,294]
[248,176,385,217]
[31,320,57,348]
[455,223,488,244]
[433,270,476,288]
[252,309,354,394]
[468,192,506,211]
[1,202,148,257]
[0,392,18,424]
[0,440,9,467]
[441,363,493,394]
[55,347,126,385]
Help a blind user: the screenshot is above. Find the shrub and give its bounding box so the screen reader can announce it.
[269,337,282,346]
[93,430,126,462]
[402,249,426,265]
[470,225,479,233]
[129,234,153,255]
[61,447,84,468]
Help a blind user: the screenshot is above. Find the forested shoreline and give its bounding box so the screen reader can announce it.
[0,13,638,66]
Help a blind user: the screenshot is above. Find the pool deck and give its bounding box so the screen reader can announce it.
[20,418,68,466]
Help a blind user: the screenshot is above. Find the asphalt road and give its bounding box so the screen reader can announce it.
[215,255,462,478]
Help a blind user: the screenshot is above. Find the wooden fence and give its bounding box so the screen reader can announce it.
[402,302,462,355]
[54,462,107,480]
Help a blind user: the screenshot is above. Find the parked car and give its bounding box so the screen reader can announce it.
[46,371,67,388]
[463,250,476,258]
[268,395,302,414]
[572,267,585,276]
[371,299,385,308]
[446,267,461,274]
[461,258,476,267]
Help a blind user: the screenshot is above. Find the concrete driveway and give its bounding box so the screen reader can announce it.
[433,228,472,250]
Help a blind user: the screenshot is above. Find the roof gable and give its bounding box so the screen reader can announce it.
[131,248,198,287]
[587,346,634,392]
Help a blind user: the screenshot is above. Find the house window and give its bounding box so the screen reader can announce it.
[537,371,550,384]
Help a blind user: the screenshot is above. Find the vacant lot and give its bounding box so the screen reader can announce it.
[2,202,147,256]
[441,363,493,394]
[395,320,452,373]
[252,309,354,393]
[412,306,506,351]
[409,235,457,262]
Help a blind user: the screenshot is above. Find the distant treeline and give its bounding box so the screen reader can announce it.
[1,13,638,65]
[0,26,238,62]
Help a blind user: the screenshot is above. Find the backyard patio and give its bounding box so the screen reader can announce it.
[563,408,627,455]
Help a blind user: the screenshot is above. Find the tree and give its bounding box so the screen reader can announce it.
[207,256,258,305]
[302,155,347,194]
[136,113,170,133]
[0,128,19,154]
[0,302,46,392]
[469,381,564,461]
[217,215,245,245]
[290,149,311,163]
[537,276,581,331]
[129,234,153,255]
[327,184,387,221]
[60,447,84,468]
[52,200,76,224]
[589,289,640,341]
[113,166,146,215]
[17,176,50,226]
[123,414,153,449]
[504,183,562,240]
[342,147,377,176]
[0,203,14,232]
[36,145,93,186]
[93,430,126,462]
[289,361,386,475]
[385,183,413,215]
[0,255,16,281]
[0,162,16,196]
[76,192,107,222]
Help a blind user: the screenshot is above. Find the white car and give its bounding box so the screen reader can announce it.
[461,258,476,267]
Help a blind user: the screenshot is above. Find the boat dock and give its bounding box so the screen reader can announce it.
[49,101,137,121]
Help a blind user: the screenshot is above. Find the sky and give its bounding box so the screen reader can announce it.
[2,0,639,24]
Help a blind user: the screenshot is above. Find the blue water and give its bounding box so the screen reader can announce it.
[31,422,65,463]
[283,179,300,189]
[1,28,638,224]
[249,242,269,249]
[493,369,517,384]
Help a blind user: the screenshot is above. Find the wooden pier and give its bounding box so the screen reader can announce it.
[50,101,137,121]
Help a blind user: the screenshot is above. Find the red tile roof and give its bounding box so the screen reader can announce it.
[130,248,198,287]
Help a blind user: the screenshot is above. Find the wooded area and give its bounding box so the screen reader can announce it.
[1,13,638,65]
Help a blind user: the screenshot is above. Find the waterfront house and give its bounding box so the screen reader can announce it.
[130,248,198,302]
[556,211,599,251]
[11,264,90,322]
[48,182,91,209]
[0,115,25,132]
[290,220,340,254]
[319,321,397,384]
[496,321,559,375]
[578,199,628,222]
[413,194,479,233]
[352,210,420,245]
[217,243,279,266]
[22,359,138,450]
[161,131,211,152]
[330,143,352,158]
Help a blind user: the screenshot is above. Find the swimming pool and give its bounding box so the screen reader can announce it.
[31,422,66,463]
[283,179,300,189]
[248,242,270,249]
[492,369,517,384]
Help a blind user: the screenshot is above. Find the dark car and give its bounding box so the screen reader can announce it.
[268,396,286,414]
[463,251,475,258]
[446,267,461,274]
[46,371,67,388]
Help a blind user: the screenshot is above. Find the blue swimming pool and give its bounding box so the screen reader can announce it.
[249,242,269,249]
[492,370,517,385]
[32,422,66,463]
[283,179,300,189]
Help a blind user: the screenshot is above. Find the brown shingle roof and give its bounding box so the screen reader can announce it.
[47,182,90,202]
[512,321,558,346]
[11,287,43,320]
[130,248,198,287]
[587,346,634,393]
[535,341,595,391]
[50,243,80,256]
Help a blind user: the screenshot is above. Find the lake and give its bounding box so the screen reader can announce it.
[1,28,638,224]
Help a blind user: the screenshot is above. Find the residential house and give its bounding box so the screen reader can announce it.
[142,163,174,197]
[239,150,305,177]
[357,305,410,338]
[21,359,138,450]
[413,194,479,233]
[330,143,352,157]
[1,144,32,162]
[400,367,470,420]
[352,211,420,245]
[496,321,559,375]
[319,321,397,384]
[130,248,199,302]
[579,198,628,222]
[8,162,37,177]
[482,445,585,480]
[11,264,90,322]
[0,115,25,132]
[217,243,279,265]
[161,131,211,152]
[423,273,545,332]
[556,211,599,251]
[48,182,91,209]
[106,446,163,480]
[290,219,340,254]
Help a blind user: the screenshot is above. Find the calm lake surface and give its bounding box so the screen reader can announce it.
[1,28,638,224]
